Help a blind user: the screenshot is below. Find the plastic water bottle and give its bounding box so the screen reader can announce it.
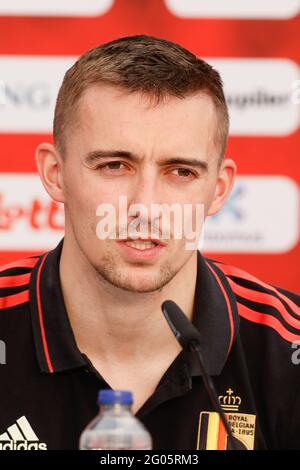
[79,389,153,450]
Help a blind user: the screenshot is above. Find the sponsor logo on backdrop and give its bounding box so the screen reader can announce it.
[0,81,5,106]
[210,59,300,136]
[0,57,298,135]
[165,0,300,19]
[0,0,113,16]
[292,80,300,104]
[0,173,64,250]
[0,57,75,133]
[203,176,299,253]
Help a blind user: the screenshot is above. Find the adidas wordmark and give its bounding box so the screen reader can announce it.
[0,416,47,450]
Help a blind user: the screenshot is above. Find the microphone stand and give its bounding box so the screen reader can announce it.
[161,299,239,450]
[189,340,239,450]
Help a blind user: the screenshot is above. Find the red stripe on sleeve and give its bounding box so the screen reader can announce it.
[238,302,300,343]
[0,273,31,288]
[216,262,300,318]
[0,290,29,309]
[0,257,38,273]
[227,277,300,330]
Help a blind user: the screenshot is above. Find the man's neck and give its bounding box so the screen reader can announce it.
[59,240,198,365]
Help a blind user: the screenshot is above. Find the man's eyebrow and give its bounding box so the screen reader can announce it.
[84,150,140,165]
[157,157,208,172]
[84,150,208,172]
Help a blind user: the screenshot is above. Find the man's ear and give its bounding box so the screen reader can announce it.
[207,158,237,216]
[35,142,65,203]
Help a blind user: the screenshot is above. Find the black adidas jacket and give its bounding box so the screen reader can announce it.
[0,238,299,450]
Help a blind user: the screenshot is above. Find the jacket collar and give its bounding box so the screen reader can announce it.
[29,238,239,376]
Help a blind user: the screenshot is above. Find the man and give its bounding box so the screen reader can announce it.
[0,35,299,451]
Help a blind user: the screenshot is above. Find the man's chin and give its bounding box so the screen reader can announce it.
[93,255,177,293]
[103,275,168,293]
[95,267,176,293]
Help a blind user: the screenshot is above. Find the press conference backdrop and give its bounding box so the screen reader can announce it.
[0,0,299,291]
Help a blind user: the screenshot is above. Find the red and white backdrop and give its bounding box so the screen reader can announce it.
[0,0,299,291]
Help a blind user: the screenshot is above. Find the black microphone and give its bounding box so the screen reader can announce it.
[161,300,239,450]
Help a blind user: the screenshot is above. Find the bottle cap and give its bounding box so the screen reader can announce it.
[98,389,133,406]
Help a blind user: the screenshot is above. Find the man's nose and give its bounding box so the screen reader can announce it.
[125,170,165,236]
[129,170,161,210]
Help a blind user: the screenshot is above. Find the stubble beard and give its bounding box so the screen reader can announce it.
[93,252,178,293]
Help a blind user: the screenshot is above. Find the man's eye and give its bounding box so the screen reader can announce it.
[172,168,195,178]
[99,161,125,171]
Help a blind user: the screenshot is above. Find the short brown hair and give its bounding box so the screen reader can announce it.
[53,35,229,158]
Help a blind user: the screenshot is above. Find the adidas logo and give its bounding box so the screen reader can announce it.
[0,416,47,450]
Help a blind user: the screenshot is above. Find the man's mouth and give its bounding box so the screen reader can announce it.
[116,237,166,261]
[122,238,166,251]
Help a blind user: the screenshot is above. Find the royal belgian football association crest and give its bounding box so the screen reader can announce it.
[197,389,256,450]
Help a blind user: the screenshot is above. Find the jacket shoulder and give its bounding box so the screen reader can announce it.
[208,259,300,343]
[0,256,41,310]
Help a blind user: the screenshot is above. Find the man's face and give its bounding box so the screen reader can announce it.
[60,84,224,293]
